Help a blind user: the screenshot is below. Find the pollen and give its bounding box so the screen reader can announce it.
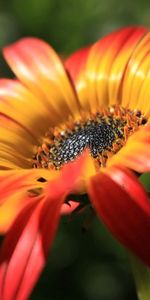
[32,106,147,169]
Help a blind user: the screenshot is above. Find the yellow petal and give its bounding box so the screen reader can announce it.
[0,114,36,169]
[122,31,150,113]
[107,125,150,173]
[109,27,147,105]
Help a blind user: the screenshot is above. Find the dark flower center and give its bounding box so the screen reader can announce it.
[32,106,147,169]
[48,117,124,167]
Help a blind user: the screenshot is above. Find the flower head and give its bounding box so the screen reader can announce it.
[0,26,150,300]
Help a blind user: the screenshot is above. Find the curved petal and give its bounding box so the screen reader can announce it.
[45,149,97,195]
[88,165,150,266]
[107,124,150,173]
[0,197,61,300]
[3,38,81,124]
[0,168,58,233]
[65,47,91,110]
[122,31,150,116]
[61,201,79,215]
[84,26,147,111]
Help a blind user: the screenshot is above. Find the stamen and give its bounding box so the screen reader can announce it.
[32,106,147,170]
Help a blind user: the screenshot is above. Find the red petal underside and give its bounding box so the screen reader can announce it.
[61,201,79,215]
[0,197,62,300]
[65,47,90,81]
[88,166,150,266]
[65,46,91,110]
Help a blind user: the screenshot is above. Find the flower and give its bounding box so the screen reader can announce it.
[0,26,150,299]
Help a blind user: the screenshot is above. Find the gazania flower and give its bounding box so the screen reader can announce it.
[0,26,150,300]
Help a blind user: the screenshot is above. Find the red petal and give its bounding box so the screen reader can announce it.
[65,47,90,82]
[0,196,62,300]
[65,46,91,111]
[88,166,150,266]
[61,201,79,215]
[0,150,92,300]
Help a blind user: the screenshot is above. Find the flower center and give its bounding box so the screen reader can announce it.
[32,106,147,170]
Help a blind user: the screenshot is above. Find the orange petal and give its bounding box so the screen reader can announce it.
[3,38,81,123]
[108,124,150,173]
[88,165,150,266]
[0,168,57,232]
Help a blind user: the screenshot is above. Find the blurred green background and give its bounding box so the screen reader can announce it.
[0,0,150,299]
[0,0,150,53]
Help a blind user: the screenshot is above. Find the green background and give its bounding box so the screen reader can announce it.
[0,0,150,299]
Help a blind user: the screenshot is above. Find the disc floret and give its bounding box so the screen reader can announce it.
[32,106,147,169]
